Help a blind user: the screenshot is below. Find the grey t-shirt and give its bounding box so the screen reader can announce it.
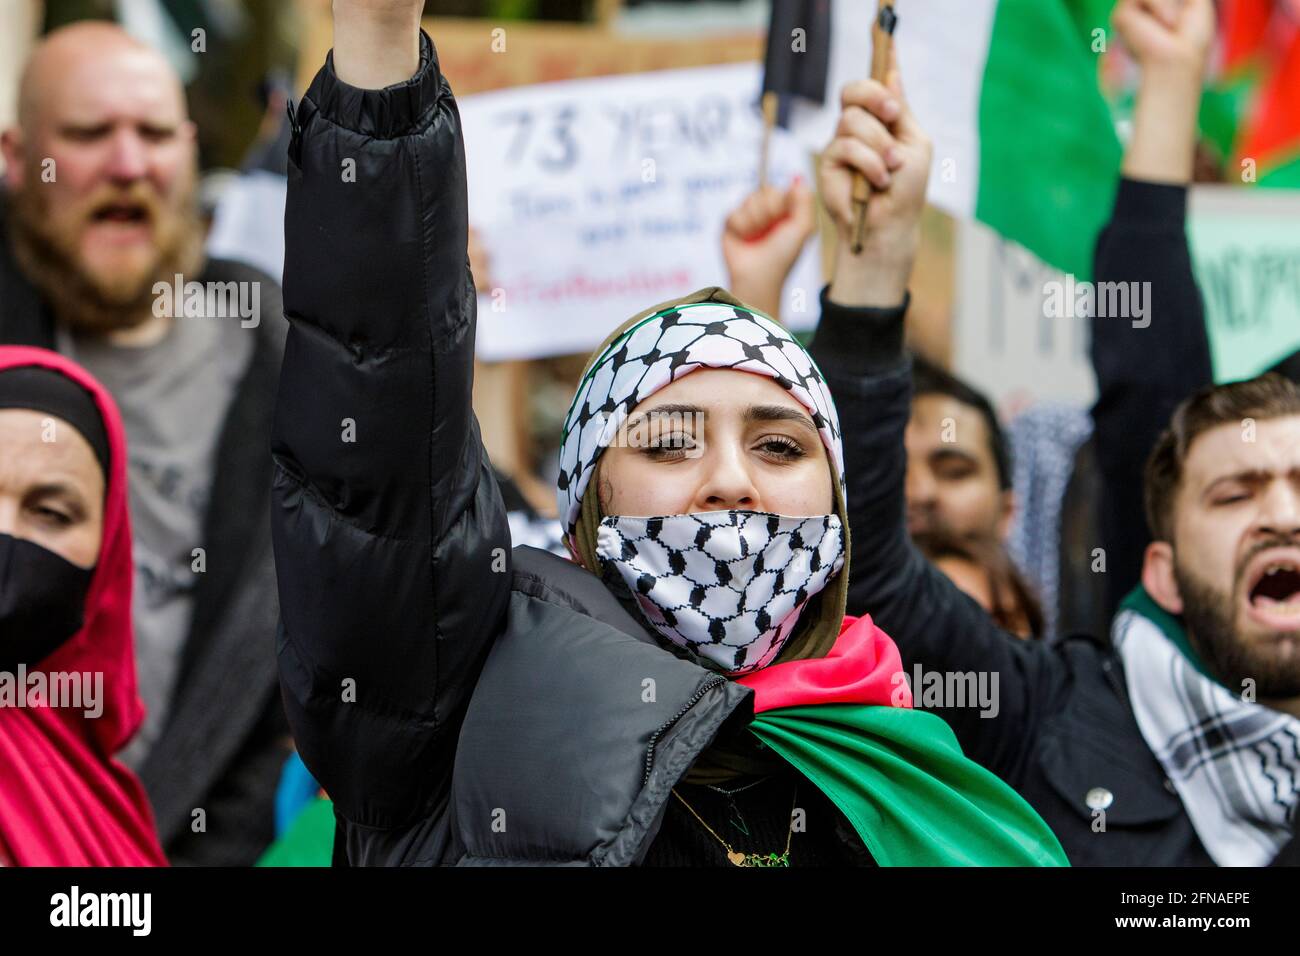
[61,312,252,768]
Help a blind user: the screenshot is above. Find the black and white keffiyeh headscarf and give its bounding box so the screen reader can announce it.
[556,300,847,675]
[557,302,844,536]
[1114,589,1300,865]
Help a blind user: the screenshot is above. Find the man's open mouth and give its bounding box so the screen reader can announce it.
[1246,550,1300,623]
[90,201,151,226]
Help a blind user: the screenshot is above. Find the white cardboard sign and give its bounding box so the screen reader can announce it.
[460,62,821,361]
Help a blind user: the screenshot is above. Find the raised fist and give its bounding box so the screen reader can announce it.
[722,178,817,318]
[1112,0,1215,75]
[818,54,931,258]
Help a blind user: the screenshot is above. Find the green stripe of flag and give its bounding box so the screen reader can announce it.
[975,0,1122,280]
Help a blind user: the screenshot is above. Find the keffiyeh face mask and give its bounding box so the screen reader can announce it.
[558,301,849,671]
[596,511,845,674]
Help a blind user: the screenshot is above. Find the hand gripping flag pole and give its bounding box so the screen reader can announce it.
[850,0,899,254]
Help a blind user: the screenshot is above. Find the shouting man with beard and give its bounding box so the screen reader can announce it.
[0,21,289,866]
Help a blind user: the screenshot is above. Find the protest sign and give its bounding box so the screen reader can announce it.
[955,184,1300,415]
[460,62,821,361]
[954,221,1095,417]
[1188,185,1300,383]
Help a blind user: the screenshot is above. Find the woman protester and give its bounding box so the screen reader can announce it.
[271,0,1066,866]
[0,346,166,866]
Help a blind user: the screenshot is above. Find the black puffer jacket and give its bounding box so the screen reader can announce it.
[271,33,799,866]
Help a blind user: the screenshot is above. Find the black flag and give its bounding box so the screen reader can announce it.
[761,0,833,107]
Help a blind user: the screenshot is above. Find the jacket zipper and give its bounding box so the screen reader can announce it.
[642,675,728,786]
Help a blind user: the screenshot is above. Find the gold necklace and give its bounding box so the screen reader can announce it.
[671,783,798,867]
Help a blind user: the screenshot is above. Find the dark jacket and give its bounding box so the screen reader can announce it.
[271,33,777,866]
[1089,180,1214,620]
[1044,180,1215,639]
[813,291,1218,864]
[0,202,289,866]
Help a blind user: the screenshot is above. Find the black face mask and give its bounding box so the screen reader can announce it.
[0,533,94,673]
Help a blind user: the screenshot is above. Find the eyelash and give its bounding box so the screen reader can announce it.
[756,435,806,459]
[31,505,74,527]
[639,434,807,462]
[642,433,698,460]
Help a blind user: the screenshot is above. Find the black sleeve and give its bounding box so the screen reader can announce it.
[270,31,512,829]
[813,288,1065,781]
[1090,178,1213,619]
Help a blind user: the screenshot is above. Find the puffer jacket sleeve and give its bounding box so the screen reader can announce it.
[271,30,511,830]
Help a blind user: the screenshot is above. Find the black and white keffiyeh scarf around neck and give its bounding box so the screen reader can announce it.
[1113,587,1300,865]
[556,296,847,675]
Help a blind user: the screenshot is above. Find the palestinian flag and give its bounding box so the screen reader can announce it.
[739,613,1069,866]
[785,0,1123,280]
[782,1,1300,278]
[256,797,334,867]
[1203,1,1300,187]
[1233,16,1300,186]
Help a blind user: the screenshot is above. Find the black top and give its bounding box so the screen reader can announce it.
[1088,178,1213,618]
[643,767,874,866]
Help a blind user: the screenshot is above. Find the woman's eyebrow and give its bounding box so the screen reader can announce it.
[29,480,80,497]
[744,404,817,433]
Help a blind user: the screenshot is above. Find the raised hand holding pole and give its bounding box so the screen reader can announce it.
[851,0,899,253]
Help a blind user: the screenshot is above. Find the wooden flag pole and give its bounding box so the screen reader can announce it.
[850,0,899,254]
[759,90,779,189]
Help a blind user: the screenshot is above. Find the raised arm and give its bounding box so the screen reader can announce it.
[271,2,511,830]
[814,66,1063,780]
[1090,0,1215,617]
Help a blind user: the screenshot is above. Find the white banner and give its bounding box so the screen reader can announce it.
[461,62,821,361]
[954,185,1300,416]
[954,220,1095,418]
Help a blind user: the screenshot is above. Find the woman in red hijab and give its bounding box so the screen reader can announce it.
[0,345,165,866]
